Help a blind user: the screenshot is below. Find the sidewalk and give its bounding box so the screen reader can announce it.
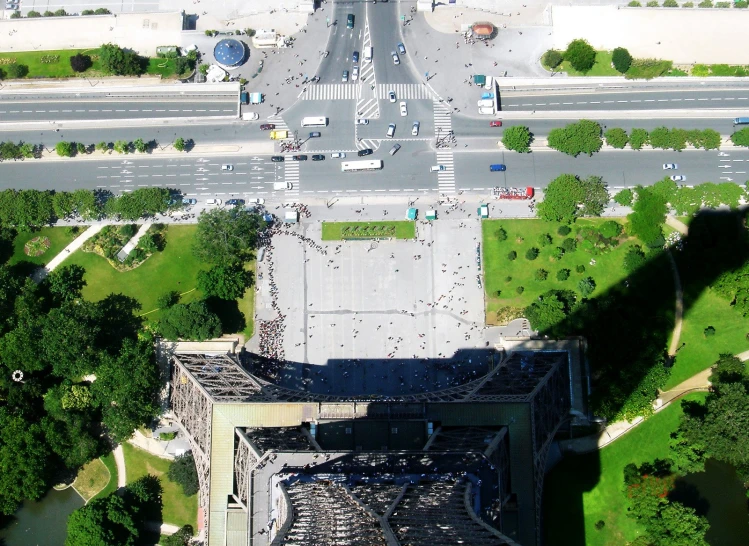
[32,224,105,282]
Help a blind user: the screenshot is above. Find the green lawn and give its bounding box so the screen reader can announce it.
[9,226,80,266]
[321,221,416,240]
[545,50,620,77]
[68,225,208,319]
[482,218,639,323]
[92,452,119,501]
[146,57,179,78]
[239,260,257,338]
[122,443,197,528]
[543,392,708,546]
[666,289,749,389]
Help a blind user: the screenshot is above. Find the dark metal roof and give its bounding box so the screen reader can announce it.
[213,38,245,66]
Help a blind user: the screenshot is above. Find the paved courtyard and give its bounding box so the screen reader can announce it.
[254,217,500,397]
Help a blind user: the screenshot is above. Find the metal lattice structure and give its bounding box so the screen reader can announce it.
[233,429,260,509]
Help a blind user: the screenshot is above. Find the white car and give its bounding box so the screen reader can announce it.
[670,175,686,182]
[242,112,260,121]
[206,198,223,206]
[387,123,396,138]
[412,121,420,136]
[352,65,359,81]
[663,163,678,170]
[331,152,346,158]
[356,119,369,125]
[221,164,234,171]
[399,101,407,117]
[391,52,400,65]
[388,91,396,103]
[249,198,265,205]
[342,70,349,82]
[430,165,446,172]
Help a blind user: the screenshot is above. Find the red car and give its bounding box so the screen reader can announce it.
[490,120,503,127]
[260,124,275,131]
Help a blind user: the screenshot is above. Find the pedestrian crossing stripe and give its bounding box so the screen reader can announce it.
[302,84,362,101]
[378,83,434,100]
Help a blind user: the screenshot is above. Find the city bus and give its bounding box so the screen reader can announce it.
[301,117,328,127]
[341,160,383,172]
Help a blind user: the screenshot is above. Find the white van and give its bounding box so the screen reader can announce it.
[273,181,292,190]
[363,46,373,63]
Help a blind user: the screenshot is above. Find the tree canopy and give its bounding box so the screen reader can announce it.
[158,301,223,341]
[99,43,145,76]
[627,186,667,246]
[537,173,609,224]
[197,264,252,300]
[193,208,263,264]
[547,119,603,157]
[564,39,596,72]
[501,125,532,153]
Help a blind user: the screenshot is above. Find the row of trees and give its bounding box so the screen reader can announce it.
[0,262,160,514]
[605,127,722,151]
[0,187,182,229]
[155,208,263,341]
[55,137,190,157]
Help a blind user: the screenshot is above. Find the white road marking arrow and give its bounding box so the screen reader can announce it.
[720,177,733,181]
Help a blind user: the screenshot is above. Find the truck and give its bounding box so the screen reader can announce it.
[477,99,494,107]
[249,92,263,104]
[240,91,249,105]
[734,117,749,125]
[269,130,288,140]
[478,106,496,115]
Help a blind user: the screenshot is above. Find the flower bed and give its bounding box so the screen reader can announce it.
[24,236,50,257]
[81,224,165,271]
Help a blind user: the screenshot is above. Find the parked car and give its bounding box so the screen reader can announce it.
[342,70,349,82]
[388,91,396,103]
[352,51,360,63]
[331,152,346,158]
[352,65,359,81]
[399,101,407,117]
[358,148,373,156]
[271,156,285,162]
[490,164,507,172]
[206,198,223,206]
[386,123,396,138]
[221,164,234,171]
[312,154,325,161]
[391,52,400,65]
[243,112,260,120]
[397,43,406,55]
[260,124,275,130]
[357,119,369,125]
[663,163,678,170]
[226,199,245,206]
[309,131,321,138]
[671,175,686,181]
[430,165,446,172]
[412,121,420,136]
[490,120,503,127]
[182,198,197,205]
[292,155,308,161]
[389,143,401,155]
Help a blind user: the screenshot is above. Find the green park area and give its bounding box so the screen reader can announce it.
[71,457,111,502]
[544,392,708,545]
[122,443,197,529]
[9,226,79,266]
[93,452,119,501]
[321,221,416,240]
[482,218,640,324]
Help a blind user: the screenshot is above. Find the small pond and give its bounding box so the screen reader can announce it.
[0,487,83,546]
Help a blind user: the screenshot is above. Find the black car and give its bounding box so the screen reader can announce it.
[352,51,359,63]
[357,148,373,157]
[226,199,245,207]
[311,154,325,161]
[292,155,308,161]
[260,124,275,131]
[271,156,285,162]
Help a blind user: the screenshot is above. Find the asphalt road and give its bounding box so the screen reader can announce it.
[499,87,749,112]
[0,89,238,122]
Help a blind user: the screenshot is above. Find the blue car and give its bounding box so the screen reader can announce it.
[352,51,359,63]
[490,164,506,172]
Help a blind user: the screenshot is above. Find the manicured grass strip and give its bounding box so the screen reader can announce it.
[122,443,197,529]
[543,392,707,546]
[240,260,257,338]
[92,452,119,501]
[72,458,110,502]
[666,289,749,389]
[321,221,415,240]
[10,226,80,266]
[67,225,208,320]
[545,50,620,77]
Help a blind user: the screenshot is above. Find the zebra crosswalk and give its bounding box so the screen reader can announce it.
[379,83,434,101]
[283,160,299,196]
[302,84,361,101]
[433,100,455,193]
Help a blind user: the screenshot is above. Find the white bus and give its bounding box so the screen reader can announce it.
[341,160,383,172]
[301,116,328,127]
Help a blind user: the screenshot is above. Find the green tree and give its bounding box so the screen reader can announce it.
[56,141,74,157]
[556,268,571,281]
[41,302,101,378]
[159,301,223,341]
[70,53,92,72]
[507,250,517,260]
[614,188,634,206]
[627,186,667,246]
[0,140,20,159]
[194,208,263,264]
[77,142,86,155]
[623,245,647,273]
[525,247,540,260]
[99,43,145,76]
[501,125,532,153]
[578,276,597,297]
[612,47,633,73]
[630,128,650,150]
[167,453,199,496]
[92,337,160,442]
[96,141,109,153]
[133,138,147,153]
[113,140,130,154]
[599,220,622,239]
[580,175,610,216]
[198,64,210,76]
[730,127,749,147]
[542,49,563,70]
[604,128,629,149]
[710,353,746,387]
[6,63,29,78]
[524,289,577,332]
[537,173,609,223]
[19,142,35,158]
[197,265,252,300]
[45,264,87,303]
[547,119,603,157]
[156,290,180,309]
[494,226,508,241]
[65,493,139,546]
[109,187,171,220]
[564,39,597,72]
[173,137,186,152]
[535,268,549,281]
[161,525,194,546]
[701,128,721,150]
[649,126,672,149]
[27,10,41,16]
